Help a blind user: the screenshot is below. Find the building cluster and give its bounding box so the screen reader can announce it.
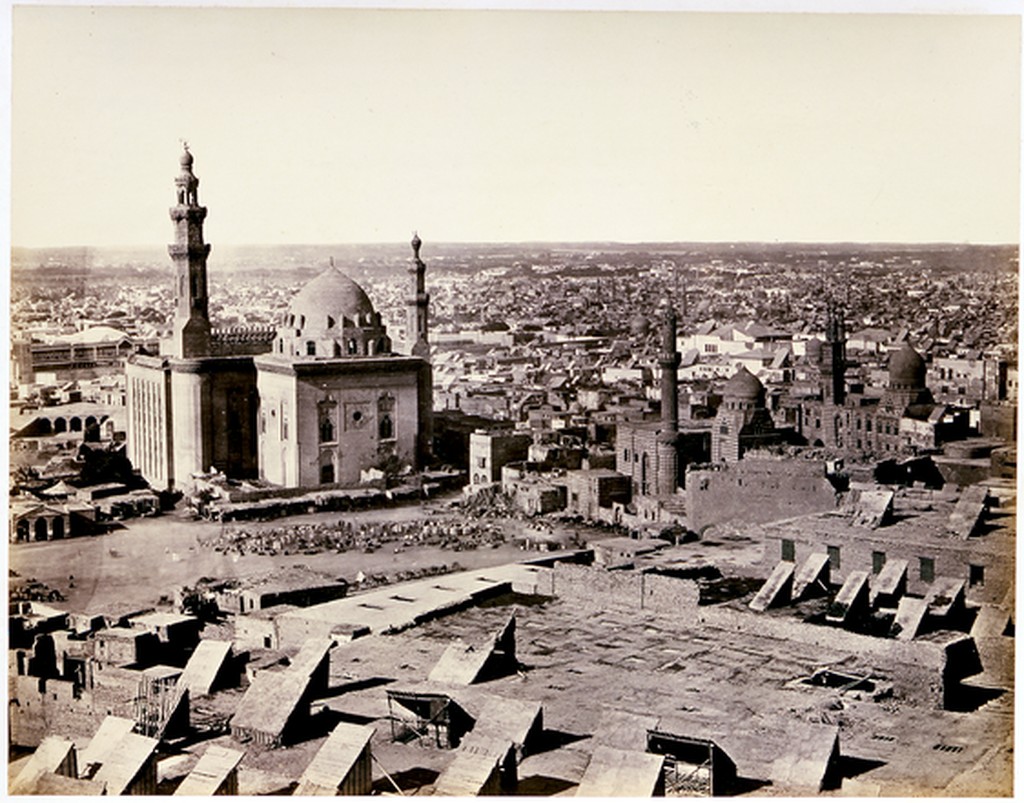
[460,292,1014,534]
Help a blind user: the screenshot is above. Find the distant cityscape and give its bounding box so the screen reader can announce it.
[7,151,1017,796]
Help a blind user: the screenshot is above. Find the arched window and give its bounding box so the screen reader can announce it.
[378,394,395,440]
[347,339,358,355]
[318,400,336,443]
[306,341,316,356]
[641,453,649,495]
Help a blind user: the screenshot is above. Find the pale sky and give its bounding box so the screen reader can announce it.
[9,5,1022,246]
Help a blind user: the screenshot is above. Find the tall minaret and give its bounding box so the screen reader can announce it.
[169,144,211,358]
[407,232,430,358]
[657,304,681,495]
[821,299,846,406]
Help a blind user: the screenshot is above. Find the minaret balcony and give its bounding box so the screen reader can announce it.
[168,243,211,259]
[169,205,208,223]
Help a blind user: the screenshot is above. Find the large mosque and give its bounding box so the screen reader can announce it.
[126,148,432,491]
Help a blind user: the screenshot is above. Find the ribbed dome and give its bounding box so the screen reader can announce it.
[889,342,926,389]
[289,266,374,327]
[723,366,764,400]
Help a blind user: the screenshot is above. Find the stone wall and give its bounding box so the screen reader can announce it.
[548,564,699,613]
[9,676,132,748]
[760,524,1013,605]
[687,459,839,533]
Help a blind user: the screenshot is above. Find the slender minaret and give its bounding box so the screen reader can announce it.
[169,144,211,358]
[406,233,433,467]
[657,304,681,495]
[407,232,430,358]
[821,299,847,406]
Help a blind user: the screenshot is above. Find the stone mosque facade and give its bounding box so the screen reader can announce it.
[126,148,432,491]
[796,302,957,455]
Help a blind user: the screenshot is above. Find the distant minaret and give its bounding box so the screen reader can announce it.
[407,232,430,358]
[821,299,847,405]
[169,144,211,358]
[657,304,681,495]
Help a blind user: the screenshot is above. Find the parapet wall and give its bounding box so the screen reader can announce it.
[545,564,699,614]
[687,459,839,533]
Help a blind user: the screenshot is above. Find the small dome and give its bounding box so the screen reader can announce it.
[629,314,650,337]
[290,266,374,328]
[889,342,926,389]
[723,365,764,401]
[805,338,823,362]
[180,147,194,168]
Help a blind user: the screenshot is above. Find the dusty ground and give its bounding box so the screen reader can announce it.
[7,496,615,614]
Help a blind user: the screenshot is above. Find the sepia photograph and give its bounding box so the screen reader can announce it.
[6,1,1020,796]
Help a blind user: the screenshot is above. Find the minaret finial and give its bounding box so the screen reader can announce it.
[411,231,422,261]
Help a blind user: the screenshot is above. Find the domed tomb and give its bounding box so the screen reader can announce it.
[275,264,391,359]
[888,342,926,390]
[723,366,765,408]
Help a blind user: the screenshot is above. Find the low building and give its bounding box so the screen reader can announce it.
[564,469,631,523]
[469,430,532,487]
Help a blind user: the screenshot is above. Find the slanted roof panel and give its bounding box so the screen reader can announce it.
[173,746,244,796]
[576,745,664,797]
[294,723,375,795]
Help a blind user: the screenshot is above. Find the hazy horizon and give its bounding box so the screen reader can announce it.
[11,239,1021,253]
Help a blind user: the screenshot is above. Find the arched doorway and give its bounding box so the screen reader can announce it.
[70,417,82,432]
[51,517,65,539]
[53,418,67,434]
[34,518,48,541]
[16,519,30,542]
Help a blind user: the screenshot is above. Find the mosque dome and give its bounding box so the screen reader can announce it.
[888,342,926,390]
[276,264,390,359]
[289,266,375,330]
[805,338,823,363]
[723,366,764,402]
[180,147,194,168]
